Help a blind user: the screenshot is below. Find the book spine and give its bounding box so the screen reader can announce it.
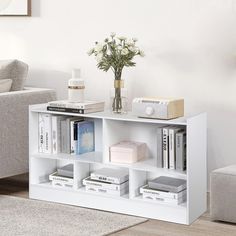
[142,193,186,205]
[47,106,85,114]
[83,179,129,191]
[52,116,57,154]
[85,185,128,196]
[169,129,175,170]
[157,128,163,168]
[176,132,187,171]
[49,174,74,184]
[140,187,186,199]
[70,121,76,155]
[48,102,104,110]
[60,120,67,153]
[52,180,73,188]
[163,128,169,169]
[43,114,52,154]
[38,113,45,153]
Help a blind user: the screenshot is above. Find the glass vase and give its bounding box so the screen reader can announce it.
[110,80,128,114]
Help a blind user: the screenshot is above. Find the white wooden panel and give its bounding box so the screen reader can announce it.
[187,113,207,224]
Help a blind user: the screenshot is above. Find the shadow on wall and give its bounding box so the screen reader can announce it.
[31,0,41,17]
[26,69,69,99]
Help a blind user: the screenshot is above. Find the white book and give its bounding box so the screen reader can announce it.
[90,168,129,184]
[38,113,45,153]
[48,100,105,109]
[52,180,74,189]
[142,192,186,205]
[52,115,66,154]
[162,127,169,169]
[169,127,183,170]
[140,185,186,200]
[85,185,128,196]
[49,172,74,185]
[41,114,52,154]
[83,177,129,191]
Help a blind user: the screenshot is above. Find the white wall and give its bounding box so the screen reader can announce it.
[1,0,236,186]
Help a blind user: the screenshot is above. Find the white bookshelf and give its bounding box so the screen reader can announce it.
[29,103,207,225]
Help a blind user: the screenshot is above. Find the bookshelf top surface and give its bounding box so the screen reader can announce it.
[30,103,205,126]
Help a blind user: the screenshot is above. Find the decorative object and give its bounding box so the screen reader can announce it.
[0,0,31,16]
[88,33,144,113]
[132,97,184,119]
[0,195,147,236]
[110,141,147,164]
[68,69,85,103]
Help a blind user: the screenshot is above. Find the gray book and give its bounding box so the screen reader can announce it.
[148,176,186,193]
[176,131,186,171]
[57,164,73,178]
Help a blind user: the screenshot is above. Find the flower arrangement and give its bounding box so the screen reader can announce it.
[88,33,144,113]
[88,32,144,80]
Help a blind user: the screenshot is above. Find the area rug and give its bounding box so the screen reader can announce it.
[0,195,147,236]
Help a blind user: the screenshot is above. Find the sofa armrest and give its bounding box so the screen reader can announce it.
[0,87,56,178]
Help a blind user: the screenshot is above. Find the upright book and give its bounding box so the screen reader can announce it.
[52,115,66,154]
[169,127,184,170]
[38,113,52,154]
[162,126,169,169]
[77,121,95,155]
[176,131,187,171]
[60,117,83,154]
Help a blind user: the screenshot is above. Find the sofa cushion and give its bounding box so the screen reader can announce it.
[0,79,12,93]
[0,60,28,91]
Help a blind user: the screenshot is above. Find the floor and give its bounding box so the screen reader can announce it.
[0,174,235,236]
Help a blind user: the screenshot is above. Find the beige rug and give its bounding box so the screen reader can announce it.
[0,195,147,236]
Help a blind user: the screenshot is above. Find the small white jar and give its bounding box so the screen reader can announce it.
[68,69,85,103]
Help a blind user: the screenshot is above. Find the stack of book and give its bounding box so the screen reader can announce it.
[140,176,187,205]
[38,113,95,155]
[47,100,105,114]
[157,126,186,171]
[83,168,129,196]
[49,164,74,188]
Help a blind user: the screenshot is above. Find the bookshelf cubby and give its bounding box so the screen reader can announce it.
[29,103,207,225]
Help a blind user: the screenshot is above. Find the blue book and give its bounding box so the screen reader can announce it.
[77,121,95,155]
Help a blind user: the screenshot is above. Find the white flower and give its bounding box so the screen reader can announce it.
[96,53,103,62]
[132,37,138,42]
[128,46,138,53]
[94,42,105,53]
[87,48,94,56]
[126,38,135,46]
[118,36,127,41]
[121,48,129,55]
[110,32,116,37]
[139,50,145,57]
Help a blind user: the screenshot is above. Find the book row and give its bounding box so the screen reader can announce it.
[48,165,187,205]
[157,126,187,171]
[38,113,94,155]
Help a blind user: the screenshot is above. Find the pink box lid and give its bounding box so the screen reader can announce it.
[110,141,145,153]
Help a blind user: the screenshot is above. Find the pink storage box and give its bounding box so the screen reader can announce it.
[110,141,147,164]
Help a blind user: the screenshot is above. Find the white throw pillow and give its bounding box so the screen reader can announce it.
[0,79,13,93]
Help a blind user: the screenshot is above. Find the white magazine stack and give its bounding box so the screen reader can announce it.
[140,176,187,205]
[83,168,129,196]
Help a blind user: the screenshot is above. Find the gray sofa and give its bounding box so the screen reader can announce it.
[0,60,56,178]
